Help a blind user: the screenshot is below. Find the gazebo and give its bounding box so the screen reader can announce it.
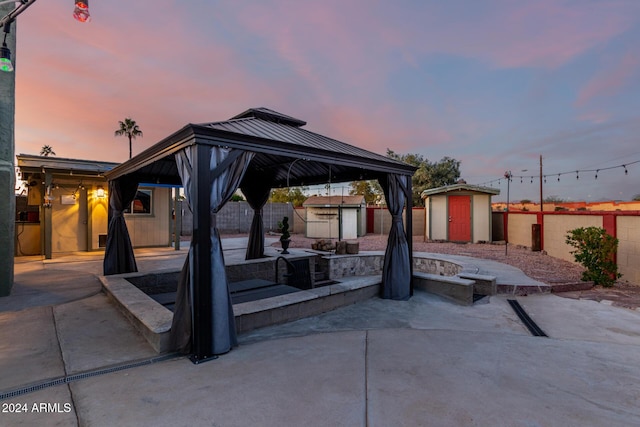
[103,108,416,363]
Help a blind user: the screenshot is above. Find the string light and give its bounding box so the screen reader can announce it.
[472,158,639,187]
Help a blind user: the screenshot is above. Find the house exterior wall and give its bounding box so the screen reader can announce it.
[14,222,40,256]
[51,187,88,253]
[89,184,109,250]
[125,187,172,247]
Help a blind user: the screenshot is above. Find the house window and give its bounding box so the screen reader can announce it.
[124,189,153,215]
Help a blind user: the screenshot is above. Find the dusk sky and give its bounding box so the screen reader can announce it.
[11,0,640,202]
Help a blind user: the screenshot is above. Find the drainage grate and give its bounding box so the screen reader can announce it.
[0,353,182,401]
[507,299,548,337]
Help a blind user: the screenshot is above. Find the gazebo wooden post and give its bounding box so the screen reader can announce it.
[191,143,214,363]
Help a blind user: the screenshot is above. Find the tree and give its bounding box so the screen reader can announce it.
[349,180,382,205]
[40,145,56,156]
[544,195,566,203]
[115,117,143,159]
[386,149,461,206]
[269,187,308,207]
[633,194,640,201]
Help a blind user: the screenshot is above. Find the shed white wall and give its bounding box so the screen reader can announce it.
[305,206,363,239]
[471,194,492,242]
[306,207,339,239]
[342,209,358,239]
[426,196,448,240]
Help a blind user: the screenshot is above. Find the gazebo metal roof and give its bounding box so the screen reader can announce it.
[105,108,415,187]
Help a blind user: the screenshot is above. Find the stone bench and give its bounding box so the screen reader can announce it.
[413,272,476,306]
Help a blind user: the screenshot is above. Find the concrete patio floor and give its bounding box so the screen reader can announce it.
[1,238,640,426]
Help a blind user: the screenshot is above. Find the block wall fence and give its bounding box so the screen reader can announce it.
[496,211,640,286]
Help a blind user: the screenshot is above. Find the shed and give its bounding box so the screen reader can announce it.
[103,107,417,362]
[303,195,366,240]
[421,183,500,243]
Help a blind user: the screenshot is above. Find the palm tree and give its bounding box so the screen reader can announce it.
[114,118,143,159]
[40,145,56,156]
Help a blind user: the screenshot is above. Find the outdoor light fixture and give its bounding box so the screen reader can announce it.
[73,0,90,23]
[96,185,105,198]
[0,22,12,73]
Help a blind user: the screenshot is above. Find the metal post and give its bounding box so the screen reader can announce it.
[539,155,543,212]
[504,171,511,256]
[190,144,213,363]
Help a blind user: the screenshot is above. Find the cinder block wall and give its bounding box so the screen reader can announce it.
[507,213,538,247]
[543,215,602,262]
[180,202,292,235]
[617,216,640,285]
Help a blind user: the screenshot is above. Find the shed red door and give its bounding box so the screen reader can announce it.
[448,195,471,242]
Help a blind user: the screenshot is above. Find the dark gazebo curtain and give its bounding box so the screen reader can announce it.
[170,145,254,356]
[103,177,139,275]
[241,178,271,260]
[380,174,411,300]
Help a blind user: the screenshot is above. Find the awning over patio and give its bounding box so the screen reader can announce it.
[103,107,416,362]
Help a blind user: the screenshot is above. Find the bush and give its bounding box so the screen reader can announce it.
[565,227,621,287]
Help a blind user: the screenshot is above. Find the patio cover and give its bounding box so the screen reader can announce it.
[103,108,416,362]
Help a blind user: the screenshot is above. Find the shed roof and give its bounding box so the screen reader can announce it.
[105,108,416,188]
[303,195,366,206]
[421,183,500,198]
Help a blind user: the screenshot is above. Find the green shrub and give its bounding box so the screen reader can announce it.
[565,227,621,287]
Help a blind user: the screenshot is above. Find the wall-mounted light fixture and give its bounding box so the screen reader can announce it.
[96,185,105,198]
[73,0,90,23]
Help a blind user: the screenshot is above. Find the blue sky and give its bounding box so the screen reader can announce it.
[8,0,640,202]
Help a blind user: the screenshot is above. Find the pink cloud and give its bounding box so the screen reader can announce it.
[576,51,640,107]
[13,2,285,162]
[379,0,637,69]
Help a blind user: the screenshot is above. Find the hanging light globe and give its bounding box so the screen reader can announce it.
[73,1,91,23]
[0,43,13,73]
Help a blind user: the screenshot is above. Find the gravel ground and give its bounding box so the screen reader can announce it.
[270,233,640,310]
